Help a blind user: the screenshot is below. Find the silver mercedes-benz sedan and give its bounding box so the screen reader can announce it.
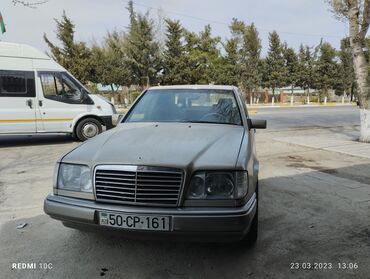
[44,85,266,243]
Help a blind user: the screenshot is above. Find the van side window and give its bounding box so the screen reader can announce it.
[0,70,35,97]
[40,72,84,104]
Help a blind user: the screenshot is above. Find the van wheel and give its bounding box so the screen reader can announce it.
[76,118,102,141]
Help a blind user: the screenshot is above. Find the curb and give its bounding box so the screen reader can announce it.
[248,104,356,109]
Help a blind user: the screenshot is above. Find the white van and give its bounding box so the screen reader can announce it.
[0,42,116,141]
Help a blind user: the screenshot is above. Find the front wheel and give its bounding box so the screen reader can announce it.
[75,118,102,141]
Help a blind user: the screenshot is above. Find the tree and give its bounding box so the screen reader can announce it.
[224,19,262,99]
[91,31,132,105]
[283,44,299,96]
[196,25,222,84]
[328,0,370,142]
[217,19,245,87]
[44,11,93,84]
[366,37,370,93]
[296,45,317,100]
[315,42,338,100]
[217,38,239,86]
[182,31,200,84]
[124,1,161,89]
[162,19,188,85]
[182,25,221,84]
[239,23,262,99]
[336,38,356,99]
[262,31,287,97]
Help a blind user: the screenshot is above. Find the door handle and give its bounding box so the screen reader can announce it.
[26,99,33,109]
[39,100,43,107]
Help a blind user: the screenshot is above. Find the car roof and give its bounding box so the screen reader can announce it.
[148,85,237,91]
[0,42,50,60]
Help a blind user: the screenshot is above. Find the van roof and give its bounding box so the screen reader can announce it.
[0,42,50,60]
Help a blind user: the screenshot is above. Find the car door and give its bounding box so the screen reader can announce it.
[37,71,91,133]
[0,70,37,133]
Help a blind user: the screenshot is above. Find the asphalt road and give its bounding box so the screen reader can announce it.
[0,105,369,279]
[251,105,359,131]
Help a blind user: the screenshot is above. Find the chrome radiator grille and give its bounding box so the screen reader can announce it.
[94,165,183,206]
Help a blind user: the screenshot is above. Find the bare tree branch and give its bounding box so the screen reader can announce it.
[12,0,48,9]
[326,0,350,21]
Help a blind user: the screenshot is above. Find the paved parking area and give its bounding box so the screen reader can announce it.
[0,107,369,279]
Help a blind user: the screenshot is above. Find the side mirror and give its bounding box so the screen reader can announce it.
[81,89,94,104]
[83,89,91,99]
[247,119,267,130]
[112,114,125,126]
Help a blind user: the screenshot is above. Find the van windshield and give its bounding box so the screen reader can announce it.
[125,89,242,125]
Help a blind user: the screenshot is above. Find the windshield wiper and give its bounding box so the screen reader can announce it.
[184,121,239,126]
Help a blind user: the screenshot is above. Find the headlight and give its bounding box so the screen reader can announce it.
[57,163,92,192]
[188,173,206,198]
[205,173,234,198]
[186,171,248,200]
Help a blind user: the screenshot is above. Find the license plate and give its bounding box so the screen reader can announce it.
[99,212,170,231]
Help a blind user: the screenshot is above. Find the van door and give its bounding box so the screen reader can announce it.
[0,70,37,133]
[37,72,93,133]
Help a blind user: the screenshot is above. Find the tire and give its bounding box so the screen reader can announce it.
[75,118,102,141]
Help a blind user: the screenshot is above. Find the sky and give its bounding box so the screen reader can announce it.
[0,0,352,56]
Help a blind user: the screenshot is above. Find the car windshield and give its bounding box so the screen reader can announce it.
[125,89,242,125]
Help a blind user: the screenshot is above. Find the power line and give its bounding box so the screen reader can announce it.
[123,0,230,26]
[123,0,344,39]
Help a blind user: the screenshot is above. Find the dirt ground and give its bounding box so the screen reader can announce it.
[0,127,369,279]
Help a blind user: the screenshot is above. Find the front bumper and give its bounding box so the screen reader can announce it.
[44,193,257,242]
[100,115,115,130]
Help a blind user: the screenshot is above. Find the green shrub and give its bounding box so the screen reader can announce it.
[130,91,141,103]
[311,96,318,103]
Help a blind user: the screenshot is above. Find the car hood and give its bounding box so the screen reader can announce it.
[62,122,246,170]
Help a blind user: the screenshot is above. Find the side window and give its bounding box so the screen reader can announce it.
[0,70,35,97]
[40,72,84,103]
[40,73,62,97]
